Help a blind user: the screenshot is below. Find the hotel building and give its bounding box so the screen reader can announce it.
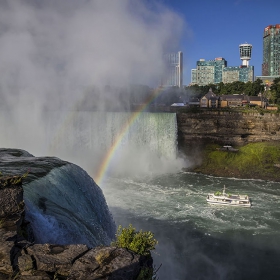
[162,51,183,88]
[262,24,280,76]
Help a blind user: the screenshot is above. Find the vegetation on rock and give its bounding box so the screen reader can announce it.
[193,142,280,181]
[112,224,158,256]
[0,170,29,187]
[111,224,158,279]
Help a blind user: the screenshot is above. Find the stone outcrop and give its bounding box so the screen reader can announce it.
[0,168,152,279]
[177,111,280,148]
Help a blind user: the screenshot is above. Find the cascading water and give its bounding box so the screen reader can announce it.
[48,112,177,156]
[0,149,116,247]
[46,112,185,178]
[0,111,184,247]
[0,110,183,178]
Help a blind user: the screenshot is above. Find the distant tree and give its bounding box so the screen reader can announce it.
[243,81,253,95]
[265,89,277,104]
[216,82,225,95]
[270,77,280,104]
[252,78,265,96]
[270,77,280,100]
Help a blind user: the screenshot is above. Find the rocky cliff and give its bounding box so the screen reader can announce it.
[177,111,280,149]
[0,149,152,280]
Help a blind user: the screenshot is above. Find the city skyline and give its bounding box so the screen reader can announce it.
[161,0,280,85]
[262,24,280,76]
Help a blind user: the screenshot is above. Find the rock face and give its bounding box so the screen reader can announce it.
[0,150,153,280]
[177,111,280,149]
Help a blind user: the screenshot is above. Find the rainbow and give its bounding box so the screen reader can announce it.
[94,87,167,186]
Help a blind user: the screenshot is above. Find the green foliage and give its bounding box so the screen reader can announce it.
[112,224,158,256]
[136,267,154,280]
[194,142,280,181]
[187,79,265,97]
[0,170,29,187]
[270,78,280,104]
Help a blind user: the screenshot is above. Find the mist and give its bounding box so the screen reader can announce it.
[0,0,185,177]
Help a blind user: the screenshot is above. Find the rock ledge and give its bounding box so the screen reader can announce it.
[0,173,152,280]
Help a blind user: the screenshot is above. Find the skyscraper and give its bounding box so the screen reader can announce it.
[193,57,227,86]
[222,66,254,83]
[262,24,280,76]
[162,51,183,88]
[192,43,254,85]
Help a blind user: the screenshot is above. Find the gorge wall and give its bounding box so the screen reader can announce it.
[177,111,280,150]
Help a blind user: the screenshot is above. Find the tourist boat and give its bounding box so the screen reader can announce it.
[206,186,251,207]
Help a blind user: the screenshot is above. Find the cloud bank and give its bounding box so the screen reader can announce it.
[0,0,183,109]
[0,0,185,175]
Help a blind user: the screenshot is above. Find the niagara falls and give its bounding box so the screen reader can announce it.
[1,0,280,280]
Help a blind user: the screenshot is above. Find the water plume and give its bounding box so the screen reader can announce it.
[0,0,185,178]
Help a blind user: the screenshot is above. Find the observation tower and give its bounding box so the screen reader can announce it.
[239,43,252,67]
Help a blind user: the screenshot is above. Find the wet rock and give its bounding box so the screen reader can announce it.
[19,244,88,276]
[68,246,150,280]
[0,149,153,279]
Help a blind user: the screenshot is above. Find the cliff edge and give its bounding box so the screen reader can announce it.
[0,150,152,280]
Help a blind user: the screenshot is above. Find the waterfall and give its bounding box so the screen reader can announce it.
[0,110,183,178]
[0,149,116,247]
[0,111,184,246]
[24,164,116,247]
[47,112,183,178]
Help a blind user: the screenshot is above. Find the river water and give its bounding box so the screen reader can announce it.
[1,110,280,279]
[101,172,280,280]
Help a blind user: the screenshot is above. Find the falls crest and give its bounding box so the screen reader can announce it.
[24,163,116,247]
[0,149,116,247]
[47,112,183,178]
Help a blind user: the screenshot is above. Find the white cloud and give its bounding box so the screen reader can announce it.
[0,0,185,174]
[0,0,183,109]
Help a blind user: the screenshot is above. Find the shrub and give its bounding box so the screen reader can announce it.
[111,224,158,256]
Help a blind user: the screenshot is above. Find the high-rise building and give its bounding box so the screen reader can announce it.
[194,57,227,86]
[192,43,254,85]
[223,42,254,83]
[162,51,183,87]
[262,24,280,76]
[191,69,197,85]
[222,66,254,83]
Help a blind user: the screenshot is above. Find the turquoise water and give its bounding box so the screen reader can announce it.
[102,172,280,280]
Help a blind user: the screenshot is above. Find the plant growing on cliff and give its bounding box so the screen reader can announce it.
[0,170,30,187]
[112,224,158,256]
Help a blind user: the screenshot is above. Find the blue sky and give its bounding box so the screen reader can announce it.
[160,0,280,85]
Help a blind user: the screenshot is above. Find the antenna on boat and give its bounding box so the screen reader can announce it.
[223,185,226,195]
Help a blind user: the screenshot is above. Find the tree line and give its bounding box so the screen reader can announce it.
[187,77,280,105]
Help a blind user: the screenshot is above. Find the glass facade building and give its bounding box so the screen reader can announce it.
[162,51,183,87]
[223,66,254,83]
[192,43,254,85]
[191,69,197,84]
[195,57,227,85]
[262,24,280,76]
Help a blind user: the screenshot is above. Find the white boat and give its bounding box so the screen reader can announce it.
[206,186,251,207]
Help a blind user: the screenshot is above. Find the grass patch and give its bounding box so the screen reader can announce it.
[193,142,280,181]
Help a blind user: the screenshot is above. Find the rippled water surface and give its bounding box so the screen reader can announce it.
[101,172,280,280]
